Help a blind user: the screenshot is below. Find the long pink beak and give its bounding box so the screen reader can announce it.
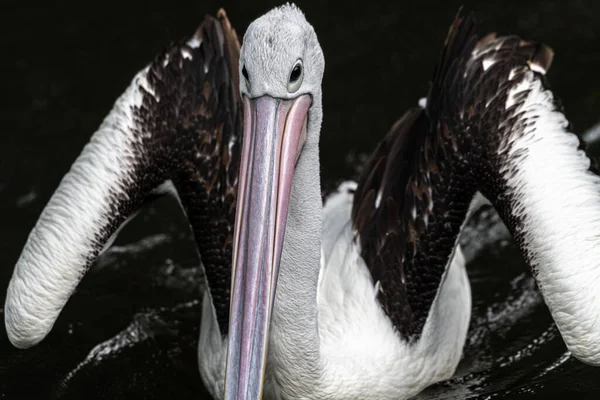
[224,94,311,399]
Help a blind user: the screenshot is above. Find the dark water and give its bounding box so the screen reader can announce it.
[2,0,600,398]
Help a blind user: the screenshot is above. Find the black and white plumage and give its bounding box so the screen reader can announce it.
[351,16,557,342]
[5,5,600,400]
[5,9,242,347]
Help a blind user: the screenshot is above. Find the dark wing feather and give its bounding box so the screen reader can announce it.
[139,10,242,335]
[352,11,555,340]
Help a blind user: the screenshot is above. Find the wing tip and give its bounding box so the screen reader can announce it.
[216,8,241,48]
[528,42,554,75]
[444,7,477,51]
[190,8,239,48]
[427,8,478,117]
[181,9,240,103]
[216,8,241,101]
[216,7,228,19]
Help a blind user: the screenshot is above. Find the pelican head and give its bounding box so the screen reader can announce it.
[225,4,324,399]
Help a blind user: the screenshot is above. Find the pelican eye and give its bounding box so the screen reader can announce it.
[287,59,303,93]
[242,65,249,82]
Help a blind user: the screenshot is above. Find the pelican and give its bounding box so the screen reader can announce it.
[5,4,600,400]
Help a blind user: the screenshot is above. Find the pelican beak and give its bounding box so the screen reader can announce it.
[224,94,311,399]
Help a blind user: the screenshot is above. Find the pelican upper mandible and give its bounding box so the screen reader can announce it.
[5,4,600,400]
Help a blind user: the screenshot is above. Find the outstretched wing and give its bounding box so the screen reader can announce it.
[5,9,241,347]
[352,12,558,341]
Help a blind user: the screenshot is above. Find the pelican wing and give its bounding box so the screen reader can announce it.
[352,11,594,347]
[5,10,241,348]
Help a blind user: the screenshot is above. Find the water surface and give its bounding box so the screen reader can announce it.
[1,0,600,398]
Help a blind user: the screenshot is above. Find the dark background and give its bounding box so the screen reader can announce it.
[1,0,600,398]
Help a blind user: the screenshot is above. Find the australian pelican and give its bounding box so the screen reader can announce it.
[5,4,600,400]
